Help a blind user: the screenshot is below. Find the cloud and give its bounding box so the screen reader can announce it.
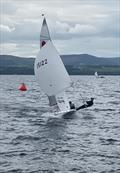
[0,43,17,55]
[69,24,98,35]
[0,24,15,32]
[0,42,39,57]
[54,36,120,58]
[0,0,119,57]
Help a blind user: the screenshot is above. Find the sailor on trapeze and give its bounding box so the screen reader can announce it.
[69,98,94,111]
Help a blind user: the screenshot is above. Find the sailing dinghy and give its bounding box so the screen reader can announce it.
[95,71,104,78]
[34,16,76,115]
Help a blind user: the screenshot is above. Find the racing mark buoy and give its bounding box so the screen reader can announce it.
[19,83,27,91]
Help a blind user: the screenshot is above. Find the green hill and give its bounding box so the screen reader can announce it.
[0,54,120,75]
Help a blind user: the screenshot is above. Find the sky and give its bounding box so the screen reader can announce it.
[0,0,120,57]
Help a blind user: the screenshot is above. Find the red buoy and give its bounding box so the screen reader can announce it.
[19,83,27,91]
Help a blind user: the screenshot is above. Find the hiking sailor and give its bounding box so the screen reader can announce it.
[69,101,75,109]
[76,98,94,111]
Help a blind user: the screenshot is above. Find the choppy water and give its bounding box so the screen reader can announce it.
[0,75,120,173]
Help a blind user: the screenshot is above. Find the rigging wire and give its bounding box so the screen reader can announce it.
[72,80,86,104]
[79,93,86,104]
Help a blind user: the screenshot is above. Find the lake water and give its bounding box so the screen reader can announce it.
[0,75,120,173]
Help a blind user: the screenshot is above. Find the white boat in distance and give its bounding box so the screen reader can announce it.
[95,71,104,78]
[34,16,76,115]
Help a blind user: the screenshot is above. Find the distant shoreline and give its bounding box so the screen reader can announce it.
[0,74,120,76]
[0,54,120,75]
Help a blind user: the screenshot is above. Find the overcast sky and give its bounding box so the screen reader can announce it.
[0,0,119,57]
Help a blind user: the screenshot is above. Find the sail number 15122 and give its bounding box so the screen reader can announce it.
[37,59,48,69]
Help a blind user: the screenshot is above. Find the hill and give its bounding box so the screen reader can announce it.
[61,54,119,66]
[0,54,120,75]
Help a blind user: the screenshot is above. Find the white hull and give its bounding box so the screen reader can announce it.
[54,109,76,116]
[42,109,76,119]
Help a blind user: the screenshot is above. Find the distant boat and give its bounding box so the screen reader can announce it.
[95,71,104,78]
[34,15,76,115]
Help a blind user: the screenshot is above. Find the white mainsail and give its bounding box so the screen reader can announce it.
[34,17,72,112]
[95,71,98,77]
[35,40,71,96]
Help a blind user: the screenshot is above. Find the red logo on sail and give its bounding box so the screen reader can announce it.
[41,40,46,47]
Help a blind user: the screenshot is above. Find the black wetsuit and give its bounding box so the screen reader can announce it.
[76,100,94,111]
[86,100,94,106]
[70,103,75,109]
[69,102,75,109]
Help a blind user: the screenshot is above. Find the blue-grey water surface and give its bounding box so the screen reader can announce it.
[0,75,120,173]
